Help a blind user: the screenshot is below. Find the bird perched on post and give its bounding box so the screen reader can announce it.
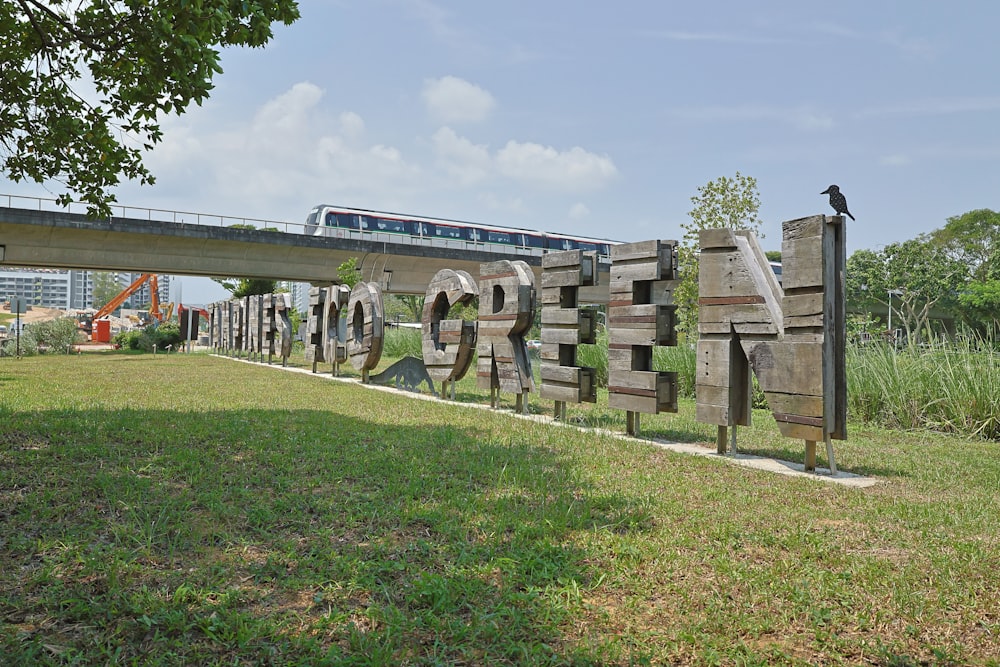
[821,185,855,220]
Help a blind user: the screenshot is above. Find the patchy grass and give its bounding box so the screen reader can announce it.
[1,354,998,665]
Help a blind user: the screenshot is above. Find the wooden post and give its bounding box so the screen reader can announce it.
[626,411,640,436]
[730,424,738,455]
[804,440,817,472]
[716,425,727,455]
[825,434,838,475]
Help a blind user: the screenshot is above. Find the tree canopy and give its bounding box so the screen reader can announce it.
[0,0,299,217]
[674,172,763,337]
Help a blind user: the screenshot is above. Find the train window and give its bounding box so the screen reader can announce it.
[486,230,514,244]
[546,237,578,251]
[326,212,360,229]
[521,234,544,248]
[432,224,466,240]
[374,217,410,234]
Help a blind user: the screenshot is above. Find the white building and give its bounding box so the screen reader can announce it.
[0,268,170,310]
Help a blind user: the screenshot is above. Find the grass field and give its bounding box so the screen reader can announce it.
[1,352,998,665]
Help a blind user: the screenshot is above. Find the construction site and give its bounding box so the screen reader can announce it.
[1,273,208,349]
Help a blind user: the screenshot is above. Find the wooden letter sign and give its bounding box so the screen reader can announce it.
[422,269,479,397]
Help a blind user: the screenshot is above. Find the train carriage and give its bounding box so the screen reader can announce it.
[304,204,618,261]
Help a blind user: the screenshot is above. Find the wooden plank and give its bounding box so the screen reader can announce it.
[778,422,824,441]
[733,322,782,336]
[541,307,580,325]
[542,249,583,269]
[540,328,582,345]
[696,338,732,388]
[740,339,823,397]
[699,228,737,249]
[610,240,666,262]
[541,268,583,288]
[540,384,582,403]
[784,314,824,329]
[698,252,759,299]
[781,237,824,290]
[783,292,824,318]
[541,364,582,384]
[782,215,825,241]
[610,260,662,284]
[766,392,824,418]
[696,402,731,426]
[773,412,824,427]
[608,327,660,347]
[695,383,733,407]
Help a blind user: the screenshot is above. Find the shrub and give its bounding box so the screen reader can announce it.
[112,323,184,353]
[29,317,83,352]
[0,328,38,357]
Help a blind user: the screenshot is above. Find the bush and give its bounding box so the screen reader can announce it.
[29,317,83,352]
[1,318,82,356]
[1,328,38,357]
[112,323,183,353]
[113,329,144,350]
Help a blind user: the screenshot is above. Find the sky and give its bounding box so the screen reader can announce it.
[3,0,998,303]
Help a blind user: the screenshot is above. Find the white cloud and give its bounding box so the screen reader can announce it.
[144,82,422,212]
[431,126,491,185]
[569,202,590,219]
[496,141,618,192]
[338,111,365,140]
[422,76,496,124]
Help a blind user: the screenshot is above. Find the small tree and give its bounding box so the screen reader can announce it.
[675,172,764,338]
[91,271,121,310]
[337,258,361,289]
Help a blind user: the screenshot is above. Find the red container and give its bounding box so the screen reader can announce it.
[93,319,112,343]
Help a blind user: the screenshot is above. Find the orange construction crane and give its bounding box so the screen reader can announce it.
[93,273,164,322]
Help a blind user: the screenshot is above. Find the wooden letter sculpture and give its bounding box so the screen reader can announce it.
[323,285,351,375]
[305,287,325,372]
[695,215,847,472]
[607,240,679,435]
[422,269,479,398]
[246,294,263,362]
[477,259,536,413]
[263,293,294,366]
[346,281,385,381]
[208,302,220,352]
[232,298,245,358]
[539,250,599,418]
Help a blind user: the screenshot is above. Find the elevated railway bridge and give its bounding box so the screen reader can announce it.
[0,195,612,303]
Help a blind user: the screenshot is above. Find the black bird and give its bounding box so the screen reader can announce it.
[821,185,855,220]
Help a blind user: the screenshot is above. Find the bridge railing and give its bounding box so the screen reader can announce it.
[1,193,545,260]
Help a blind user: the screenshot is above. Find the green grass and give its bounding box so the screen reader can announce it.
[1,353,999,665]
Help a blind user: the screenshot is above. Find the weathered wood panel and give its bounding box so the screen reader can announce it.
[422,269,479,384]
[477,260,535,398]
[346,282,384,375]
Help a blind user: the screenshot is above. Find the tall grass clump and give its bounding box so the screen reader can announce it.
[383,325,423,358]
[577,330,699,398]
[848,338,1000,439]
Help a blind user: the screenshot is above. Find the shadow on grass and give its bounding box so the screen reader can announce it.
[0,406,648,665]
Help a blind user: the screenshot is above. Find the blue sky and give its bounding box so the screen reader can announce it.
[4,1,998,303]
